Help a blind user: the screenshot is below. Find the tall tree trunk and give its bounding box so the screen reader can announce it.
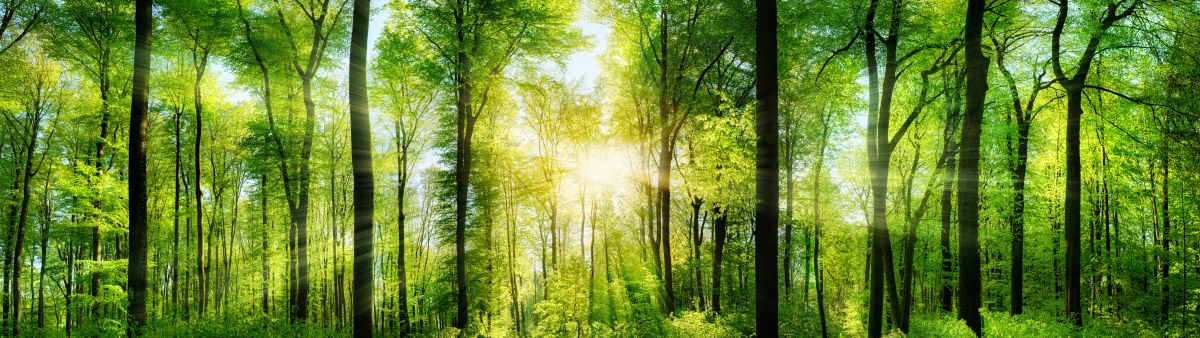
[395,120,410,333]
[711,207,727,314]
[1160,150,1170,322]
[1050,0,1139,326]
[957,1,987,335]
[8,106,39,337]
[261,175,270,315]
[173,108,182,316]
[349,0,374,335]
[814,111,830,338]
[193,44,209,318]
[783,134,794,301]
[657,5,676,314]
[38,178,50,329]
[754,0,780,335]
[127,0,152,331]
[453,3,473,327]
[690,198,704,310]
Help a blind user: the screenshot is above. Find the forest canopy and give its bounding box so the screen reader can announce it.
[0,0,1198,337]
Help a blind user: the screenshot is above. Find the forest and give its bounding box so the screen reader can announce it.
[0,0,1198,336]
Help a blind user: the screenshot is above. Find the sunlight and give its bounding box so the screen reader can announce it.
[576,148,631,189]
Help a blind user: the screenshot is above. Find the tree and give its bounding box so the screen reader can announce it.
[374,12,437,330]
[1049,0,1141,326]
[161,0,234,316]
[347,0,373,335]
[0,0,45,55]
[753,0,779,335]
[268,0,348,322]
[126,0,152,332]
[987,8,1052,315]
[2,43,62,337]
[49,0,133,307]
[956,0,987,335]
[410,0,580,328]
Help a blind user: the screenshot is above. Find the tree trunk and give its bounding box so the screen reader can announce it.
[261,175,270,315]
[174,107,182,316]
[8,116,36,337]
[657,5,675,314]
[957,1,987,335]
[395,120,410,333]
[711,207,727,314]
[453,5,473,327]
[754,0,780,335]
[690,198,704,310]
[193,43,209,318]
[348,0,375,334]
[814,110,830,338]
[38,179,50,329]
[127,0,152,331]
[1161,150,1170,322]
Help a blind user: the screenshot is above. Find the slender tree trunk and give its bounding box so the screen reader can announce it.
[8,131,35,336]
[395,122,410,333]
[754,0,780,335]
[1161,150,1170,322]
[814,112,830,338]
[453,4,473,327]
[657,5,675,314]
[261,175,270,315]
[690,198,704,310]
[193,45,209,318]
[957,1,987,334]
[349,0,374,334]
[38,179,50,329]
[783,138,794,301]
[127,0,152,331]
[711,208,727,314]
[173,108,182,316]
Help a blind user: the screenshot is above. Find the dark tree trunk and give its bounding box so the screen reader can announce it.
[395,119,410,333]
[754,0,779,335]
[957,0,987,335]
[939,71,963,314]
[690,198,704,310]
[657,5,675,314]
[1063,88,1084,326]
[1160,151,1170,322]
[38,180,49,329]
[349,0,374,334]
[174,107,182,316]
[814,111,831,338]
[994,33,1040,315]
[261,175,270,315]
[127,0,152,332]
[453,4,473,327]
[8,93,40,338]
[711,208,727,314]
[783,132,794,301]
[192,42,209,318]
[1050,0,1138,326]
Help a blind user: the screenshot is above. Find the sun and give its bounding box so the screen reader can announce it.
[576,148,631,188]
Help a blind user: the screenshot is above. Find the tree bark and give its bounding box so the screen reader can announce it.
[192,39,210,318]
[957,1,987,335]
[349,0,374,334]
[754,0,780,335]
[657,5,676,314]
[453,2,473,327]
[711,207,727,314]
[127,0,152,331]
[1050,0,1139,326]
